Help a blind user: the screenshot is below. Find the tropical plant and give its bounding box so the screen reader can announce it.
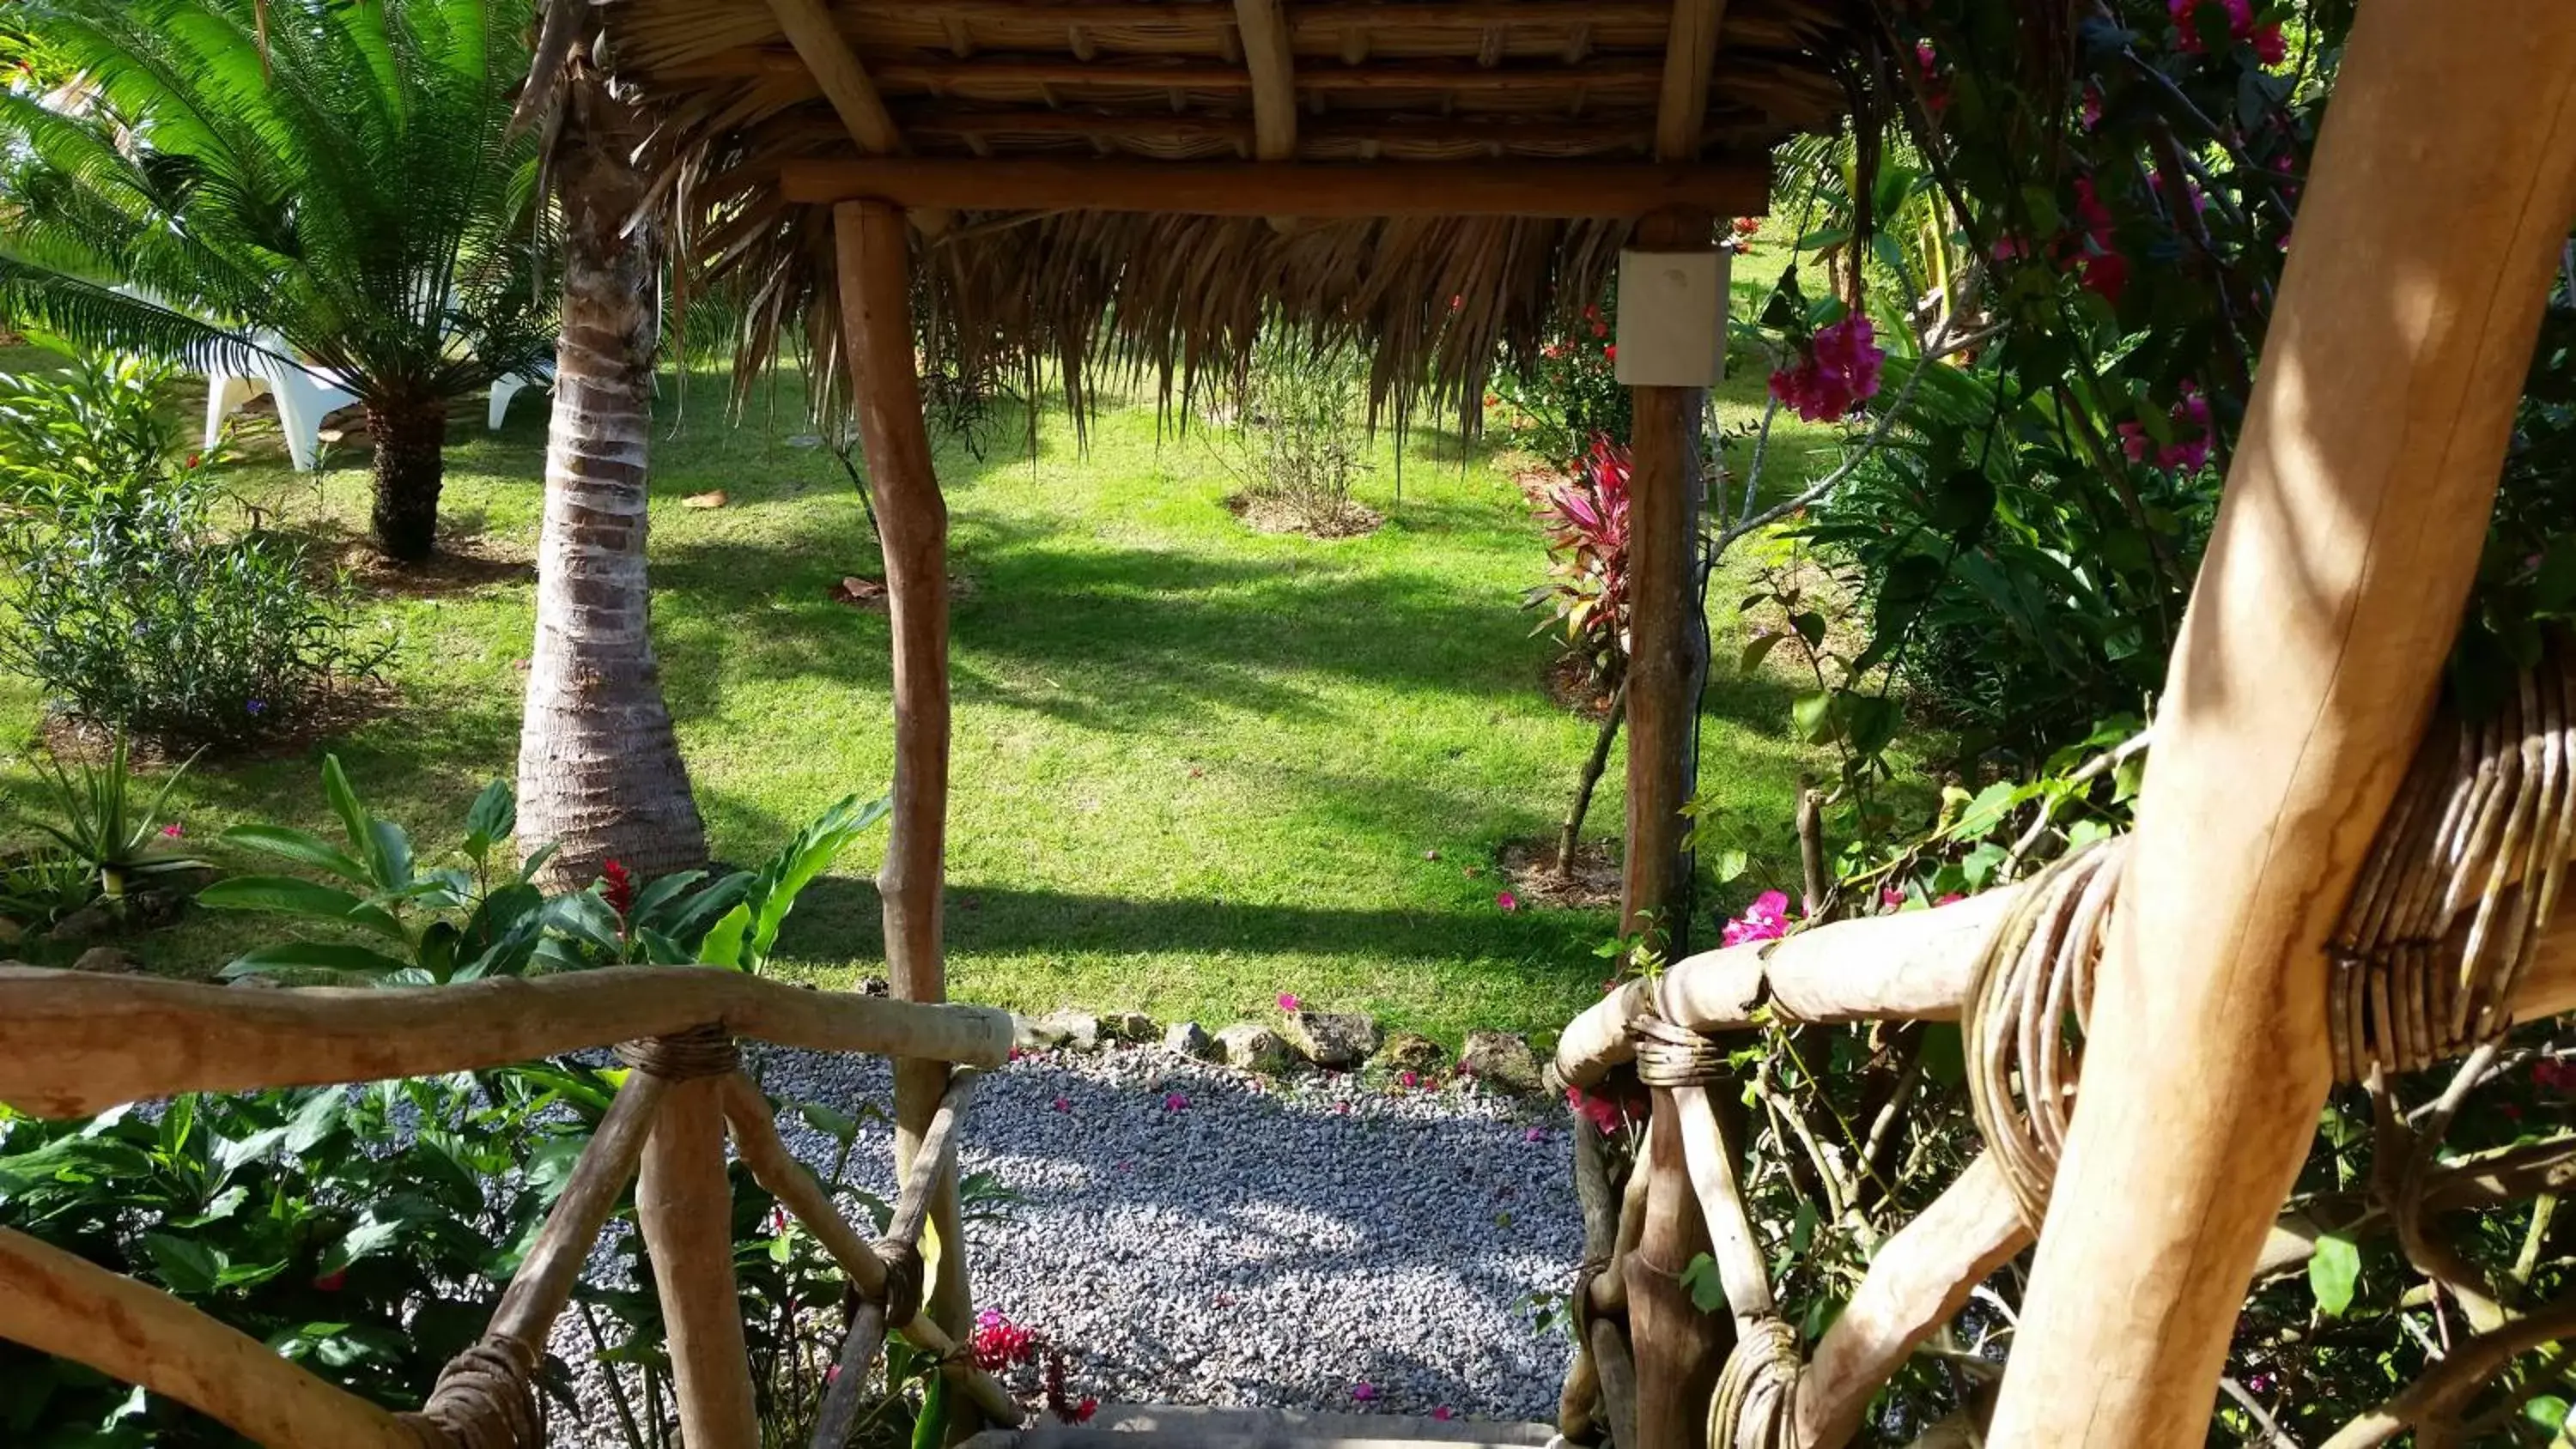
[0,0,552,561]
[0,1067,608,1442]
[0,481,394,750]
[9,731,208,905]
[199,763,557,985]
[1215,336,1373,535]
[0,348,217,520]
[511,0,709,890]
[689,793,886,974]
[1490,294,1629,467]
[1526,435,1635,693]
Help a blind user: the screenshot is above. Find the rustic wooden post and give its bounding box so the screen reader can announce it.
[1624,1094,1727,1449]
[1990,3,2576,1440]
[1620,204,1716,947]
[831,197,972,1344]
[637,1074,758,1449]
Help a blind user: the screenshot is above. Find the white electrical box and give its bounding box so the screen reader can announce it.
[1613,247,1731,388]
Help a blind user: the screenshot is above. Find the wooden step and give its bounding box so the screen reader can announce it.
[993,1403,1560,1449]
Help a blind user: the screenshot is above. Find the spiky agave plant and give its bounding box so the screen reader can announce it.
[0,0,552,561]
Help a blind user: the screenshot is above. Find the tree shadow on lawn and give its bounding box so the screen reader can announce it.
[648,528,1561,737]
[777,876,1606,971]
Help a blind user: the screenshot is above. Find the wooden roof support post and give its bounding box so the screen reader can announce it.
[1625,1090,1728,1449]
[832,197,975,1349]
[637,1076,759,1449]
[1988,3,2576,1441]
[1619,204,1716,948]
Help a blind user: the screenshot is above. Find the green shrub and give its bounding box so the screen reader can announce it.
[0,351,206,522]
[4,731,207,922]
[1216,337,1373,534]
[0,483,393,751]
[1490,292,1629,468]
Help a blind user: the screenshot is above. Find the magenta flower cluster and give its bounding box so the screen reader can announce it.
[2170,0,2287,65]
[971,1308,1036,1371]
[1767,315,1886,423]
[1720,889,1795,949]
[2116,382,2213,474]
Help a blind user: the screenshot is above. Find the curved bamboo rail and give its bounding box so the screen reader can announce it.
[0,967,1028,1449]
[0,963,1016,1119]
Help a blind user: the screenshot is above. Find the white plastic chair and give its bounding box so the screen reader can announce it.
[487,358,554,430]
[200,330,361,471]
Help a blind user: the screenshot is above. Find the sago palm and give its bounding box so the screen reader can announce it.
[0,0,550,561]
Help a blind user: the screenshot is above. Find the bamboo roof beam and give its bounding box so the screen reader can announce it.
[1655,0,1729,160]
[1233,0,1296,160]
[761,0,903,153]
[0,965,1016,1119]
[779,155,1769,217]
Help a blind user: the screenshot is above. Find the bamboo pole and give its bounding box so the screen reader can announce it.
[638,1078,758,1449]
[834,196,972,1349]
[1795,1155,2029,1449]
[1990,4,2576,1440]
[1620,205,1716,945]
[0,965,1013,1119]
[720,1074,1024,1428]
[0,1227,422,1449]
[1624,1094,1727,1449]
[489,1070,671,1348]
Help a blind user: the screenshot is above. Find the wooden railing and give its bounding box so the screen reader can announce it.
[1549,863,2576,1448]
[0,965,1025,1449]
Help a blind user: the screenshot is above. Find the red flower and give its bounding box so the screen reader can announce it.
[1767,315,1885,423]
[2534,1058,2576,1093]
[184,452,203,470]
[973,1309,1037,1370]
[1589,320,1609,339]
[313,1270,347,1293]
[600,858,635,918]
[1602,344,1616,364]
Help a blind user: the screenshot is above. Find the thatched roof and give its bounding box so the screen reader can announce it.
[598,0,1874,424]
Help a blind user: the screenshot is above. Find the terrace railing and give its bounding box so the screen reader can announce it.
[0,965,1024,1449]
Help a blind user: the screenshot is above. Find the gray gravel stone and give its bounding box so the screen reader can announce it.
[720,1042,1580,1429]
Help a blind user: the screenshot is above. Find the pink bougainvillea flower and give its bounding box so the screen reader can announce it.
[160,822,185,839]
[1352,1382,1378,1403]
[1163,1092,1189,1112]
[1396,1070,1419,1090]
[1333,1100,1352,1115]
[1721,889,1795,948]
[1277,991,1303,1013]
[1567,1085,1630,1135]
[2118,382,2214,474]
[1911,39,1949,112]
[1524,1125,1546,1143]
[1052,1095,1072,1113]
[2080,83,2105,130]
[1433,1407,1455,1422]
[1768,315,1884,423]
[1935,892,1965,906]
[1497,890,1521,912]
[1880,886,1905,909]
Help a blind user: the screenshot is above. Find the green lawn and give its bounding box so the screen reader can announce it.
[0,249,1845,1048]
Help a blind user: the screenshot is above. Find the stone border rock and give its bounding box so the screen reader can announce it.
[1016,1005,1550,1098]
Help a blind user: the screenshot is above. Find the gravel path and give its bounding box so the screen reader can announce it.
[750,1040,1582,1425]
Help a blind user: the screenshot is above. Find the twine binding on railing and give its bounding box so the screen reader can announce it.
[1635,1009,1735,1088]
[1959,655,2576,1228]
[397,1335,543,1449]
[1707,1318,1803,1449]
[870,1234,927,1326]
[616,1022,741,1080]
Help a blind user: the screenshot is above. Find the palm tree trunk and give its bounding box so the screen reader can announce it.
[515,64,708,888]
[366,397,448,562]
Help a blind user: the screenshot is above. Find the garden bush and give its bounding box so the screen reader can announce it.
[1215,336,1374,535]
[1490,294,1628,468]
[0,356,392,751]
[0,483,393,751]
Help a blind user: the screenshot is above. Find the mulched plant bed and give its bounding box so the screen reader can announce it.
[1224,491,1384,540]
[1541,654,1617,721]
[1496,836,1622,911]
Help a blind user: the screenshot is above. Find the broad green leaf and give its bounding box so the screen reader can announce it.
[1739,633,1783,676]
[216,825,370,886]
[696,902,753,970]
[218,942,417,982]
[462,781,514,854]
[195,877,405,940]
[320,755,370,859]
[365,818,414,890]
[283,1089,344,1155]
[1679,1252,1728,1314]
[797,1101,860,1145]
[141,1232,222,1295]
[2308,1232,2360,1319]
[1791,690,1836,745]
